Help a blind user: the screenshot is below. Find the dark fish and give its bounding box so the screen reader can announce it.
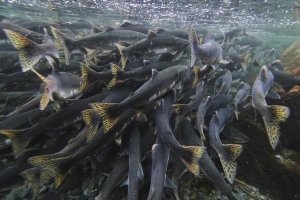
[115,20,150,34]
[189,27,223,67]
[50,26,146,65]
[225,26,246,41]
[128,126,143,200]
[269,64,300,89]
[251,65,290,149]
[155,28,189,40]
[90,65,189,132]
[108,60,185,89]
[155,92,204,176]
[147,138,170,200]
[177,116,243,200]
[3,28,59,72]
[214,70,232,95]
[209,107,243,183]
[96,156,129,200]
[196,94,232,139]
[115,31,189,69]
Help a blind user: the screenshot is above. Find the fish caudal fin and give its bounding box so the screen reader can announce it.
[0,129,30,157]
[80,63,90,93]
[220,144,243,183]
[82,109,100,142]
[192,66,201,87]
[89,102,118,133]
[180,146,205,176]
[172,104,187,114]
[264,105,290,149]
[21,168,41,197]
[40,84,50,110]
[50,26,73,65]
[114,43,128,70]
[3,29,42,72]
[189,27,200,68]
[108,64,125,89]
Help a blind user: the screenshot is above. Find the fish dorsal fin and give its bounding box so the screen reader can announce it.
[118,41,131,47]
[104,26,114,32]
[147,30,157,40]
[154,27,167,34]
[120,20,132,27]
[151,69,158,79]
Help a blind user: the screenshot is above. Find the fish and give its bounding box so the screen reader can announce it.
[29,68,83,110]
[269,64,300,89]
[177,116,243,200]
[128,126,143,200]
[90,65,189,132]
[214,70,232,95]
[173,81,206,116]
[196,94,232,140]
[225,26,246,41]
[115,31,189,69]
[189,27,223,68]
[147,137,170,200]
[0,92,109,157]
[234,82,251,119]
[50,26,146,65]
[96,156,129,200]
[3,28,59,72]
[155,91,205,176]
[208,107,243,183]
[115,20,150,34]
[251,65,290,149]
[108,60,185,88]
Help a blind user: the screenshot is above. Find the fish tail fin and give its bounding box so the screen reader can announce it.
[220,158,237,184]
[40,84,51,110]
[189,27,200,68]
[28,154,56,166]
[114,43,128,70]
[50,26,73,65]
[0,129,30,157]
[81,109,100,142]
[3,29,42,72]
[89,102,118,133]
[219,144,243,183]
[39,157,69,188]
[172,104,188,114]
[180,146,205,176]
[80,62,91,92]
[21,168,41,197]
[264,105,290,149]
[108,64,125,89]
[192,65,201,87]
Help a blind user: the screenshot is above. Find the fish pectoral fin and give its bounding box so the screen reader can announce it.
[220,157,237,184]
[138,164,144,181]
[3,29,42,72]
[164,176,177,190]
[108,64,125,89]
[21,168,41,197]
[82,109,100,142]
[0,129,30,157]
[89,102,118,133]
[114,43,128,70]
[180,146,205,176]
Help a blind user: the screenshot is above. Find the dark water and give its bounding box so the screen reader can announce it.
[0,1,300,200]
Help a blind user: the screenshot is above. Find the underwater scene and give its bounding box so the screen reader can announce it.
[0,0,300,199]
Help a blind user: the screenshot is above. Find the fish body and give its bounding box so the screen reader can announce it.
[209,107,242,183]
[214,70,232,95]
[251,66,290,149]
